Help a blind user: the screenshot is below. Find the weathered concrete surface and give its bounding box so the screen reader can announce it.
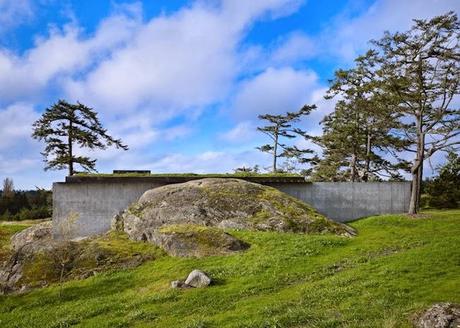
[272,182,411,222]
[53,182,166,238]
[53,178,410,238]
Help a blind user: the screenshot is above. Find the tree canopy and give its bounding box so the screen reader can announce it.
[32,100,128,176]
[256,105,316,173]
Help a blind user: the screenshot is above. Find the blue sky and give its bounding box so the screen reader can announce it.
[0,0,459,189]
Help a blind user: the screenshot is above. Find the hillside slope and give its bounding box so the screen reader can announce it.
[0,210,459,327]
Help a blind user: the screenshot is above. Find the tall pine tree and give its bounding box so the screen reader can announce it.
[32,100,128,176]
[373,12,460,213]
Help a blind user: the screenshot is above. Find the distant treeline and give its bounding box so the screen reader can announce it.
[0,187,52,221]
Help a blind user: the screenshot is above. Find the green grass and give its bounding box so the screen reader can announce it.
[1,210,459,327]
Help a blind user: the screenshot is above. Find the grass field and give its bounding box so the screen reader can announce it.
[0,210,459,327]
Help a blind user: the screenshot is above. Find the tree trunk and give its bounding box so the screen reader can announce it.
[408,116,425,214]
[350,153,357,182]
[408,158,423,214]
[363,132,372,182]
[68,120,74,176]
[273,126,279,172]
[408,168,419,214]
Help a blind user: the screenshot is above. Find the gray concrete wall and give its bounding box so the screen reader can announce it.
[53,181,166,238]
[271,182,411,222]
[53,180,411,238]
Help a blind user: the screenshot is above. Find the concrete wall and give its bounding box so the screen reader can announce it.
[53,181,166,238]
[271,182,411,222]
[53,179,411,238]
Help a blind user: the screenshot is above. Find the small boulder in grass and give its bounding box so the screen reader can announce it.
[413,303,460,328]
[185,270,211,288]
[170,269,212,289]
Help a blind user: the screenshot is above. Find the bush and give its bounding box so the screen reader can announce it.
[12,207,52,221]
[422,152,460,209]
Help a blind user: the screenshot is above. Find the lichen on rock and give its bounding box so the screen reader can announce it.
[116,178,356,241]
[0,228,163,294]
[149,224,249,257]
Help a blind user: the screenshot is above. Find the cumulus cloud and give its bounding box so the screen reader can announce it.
[146,149,268,173]
[231,67,320,119]
[0,7,142,102]
[0,103,38,150]
[0,103,43,181]
[270,32,315,64]
[0,0,34,33]
[322,0,460,61]
[64,0,304,121]
[220,121,258,143]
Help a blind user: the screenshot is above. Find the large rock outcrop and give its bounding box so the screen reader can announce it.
[0,224,161,294]
[115,178,356,244]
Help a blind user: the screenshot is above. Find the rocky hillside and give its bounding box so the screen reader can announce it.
[0,222,164,294]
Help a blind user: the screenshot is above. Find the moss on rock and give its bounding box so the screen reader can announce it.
[0,231,165,294]
[150,224,249,258]
[119,178,356,240]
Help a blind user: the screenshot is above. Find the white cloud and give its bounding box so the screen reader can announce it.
[64,0,303,121]
[0,156,39,175]
[0,103,43,180]
[232,67,320,119]
[270,32,315,64]
[220,121,257,142]
[323,0,460,61]
[0,103,38,150]
[147,149,269,173]
[0,7,142,102]
[0,0,34,33]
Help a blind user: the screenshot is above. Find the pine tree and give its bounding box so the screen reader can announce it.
[256,105,316,173]
[423,151,460,208]
[313,51,409,182]
[32,100,128,176]
[373,12,460,214]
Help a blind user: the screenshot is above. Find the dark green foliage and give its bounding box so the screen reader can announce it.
[0,188,52,221]
[372,12,460,213]
[257,105,316,172]
[422,152,460,208]
[313,51,410,182]
[32,100,128,176]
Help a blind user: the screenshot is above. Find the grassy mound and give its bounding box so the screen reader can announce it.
[0,210,459,327]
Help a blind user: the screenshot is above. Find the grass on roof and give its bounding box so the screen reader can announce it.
[73,172,305,178]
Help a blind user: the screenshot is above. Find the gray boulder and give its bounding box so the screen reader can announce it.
[414,303,460,328]
[117,178,355,240]
[11,221,52,251]
[184,269,211,288]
